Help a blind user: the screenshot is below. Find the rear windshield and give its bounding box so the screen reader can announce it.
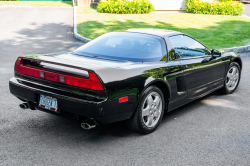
[73,32,166,62]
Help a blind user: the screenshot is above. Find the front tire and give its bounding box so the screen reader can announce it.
[221,62,241,94]
[126,86,165,134]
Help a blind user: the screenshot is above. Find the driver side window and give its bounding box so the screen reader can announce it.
[169,35,210,59]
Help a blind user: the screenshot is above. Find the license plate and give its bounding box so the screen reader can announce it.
[39,94,58,112]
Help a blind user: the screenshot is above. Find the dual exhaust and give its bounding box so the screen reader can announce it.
[19,103,97,130]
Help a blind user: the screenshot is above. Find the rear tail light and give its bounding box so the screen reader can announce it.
[14,58,104,91]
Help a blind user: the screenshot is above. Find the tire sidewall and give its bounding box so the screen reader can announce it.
[136,86,165,134]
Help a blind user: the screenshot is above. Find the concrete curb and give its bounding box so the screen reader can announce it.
[223,45,250,53]
[72,7,250,53]
[73,6,91,43]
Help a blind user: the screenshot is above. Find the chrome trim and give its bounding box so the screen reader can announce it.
[180,55,211,60]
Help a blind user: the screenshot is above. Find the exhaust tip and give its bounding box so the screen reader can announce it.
[19,103,29,109]
[81,123,96,130]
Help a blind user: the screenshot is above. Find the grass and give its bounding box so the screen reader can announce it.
[0,1,73,7]
[77,7,250,49]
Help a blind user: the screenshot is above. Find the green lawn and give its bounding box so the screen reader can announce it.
[0,1,73,7]
[77,7,250,49]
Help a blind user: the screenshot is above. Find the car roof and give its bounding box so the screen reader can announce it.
[115,28,183,38]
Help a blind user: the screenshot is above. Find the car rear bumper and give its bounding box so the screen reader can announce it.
[9,77,136,124]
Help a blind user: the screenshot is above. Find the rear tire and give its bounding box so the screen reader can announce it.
[221,62,241,94]
[126,86,165,134]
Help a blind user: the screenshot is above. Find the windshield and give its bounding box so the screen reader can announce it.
[73,32,166,62]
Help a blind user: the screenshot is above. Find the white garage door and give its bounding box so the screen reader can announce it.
[150,0,186,11]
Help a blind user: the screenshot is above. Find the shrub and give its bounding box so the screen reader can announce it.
[97,0,154,14]
[186,0,244,16]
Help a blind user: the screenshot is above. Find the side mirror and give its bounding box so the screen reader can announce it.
[211,49,221,58]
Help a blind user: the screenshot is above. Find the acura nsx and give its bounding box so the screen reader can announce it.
[9,29,242,133]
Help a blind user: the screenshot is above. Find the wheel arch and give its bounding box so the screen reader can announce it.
[232,57,242,71]
[148,80,170,108]
[136,79,171,112]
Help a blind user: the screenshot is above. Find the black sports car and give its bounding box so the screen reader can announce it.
[9,29,242,134]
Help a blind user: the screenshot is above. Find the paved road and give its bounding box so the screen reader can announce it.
[244,2,250,17]
[1,6,250,166]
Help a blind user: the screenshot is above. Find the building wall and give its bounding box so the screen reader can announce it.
[150,0,216,11]
[150,0,186,11]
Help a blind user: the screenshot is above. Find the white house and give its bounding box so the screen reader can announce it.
[150,0,215,11]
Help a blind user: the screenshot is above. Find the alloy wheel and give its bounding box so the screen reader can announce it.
[226,66,239,91]
[142,92,163,128]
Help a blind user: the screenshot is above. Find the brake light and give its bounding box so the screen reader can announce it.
[14,58,104,91]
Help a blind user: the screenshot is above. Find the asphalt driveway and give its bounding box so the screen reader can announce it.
[1,6,250,166]
[244,1,250,17]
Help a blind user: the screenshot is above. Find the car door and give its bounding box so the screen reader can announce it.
[162,39,188,111]
[168,35,226,99]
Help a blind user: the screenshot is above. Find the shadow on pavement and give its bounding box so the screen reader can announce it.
[0,22,82,57]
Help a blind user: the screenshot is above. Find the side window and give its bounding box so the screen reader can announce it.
[169,35,210,58]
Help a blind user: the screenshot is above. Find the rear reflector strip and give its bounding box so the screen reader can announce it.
[119,96,128,103]
[15,58,104,91]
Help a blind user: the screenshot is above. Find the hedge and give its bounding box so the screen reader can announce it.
[186,0,244,16]
[97,0,154,14]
